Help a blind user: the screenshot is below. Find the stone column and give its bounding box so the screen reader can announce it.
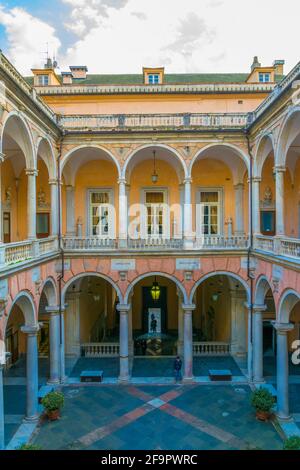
[49,179,59,236]
[234,183,245,235]
[245,303,253,381]
[21,325,39,421]
[177,299,184,356]
[274,166,286,236]
[65,293,80,356]
[128,301,134,357]
[0,152,5,244]
[182,304,195,380]
[26,169,38,239]
[118,178,128,248]
[272,322,294,420]
[66,185,75,236]
[252,177,261,235]
[230,290,247,355]
[60,306,67,383]
[0,364,4,450]
[118,304,130,382]
[183,178,193,248]
[252,305,267,383]
[45,306,60,384]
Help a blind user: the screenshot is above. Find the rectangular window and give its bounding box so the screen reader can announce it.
[148,74,160,84]
[38,75,49,86]
[145,190,165,237]
[259,73,271,83]
[197,190,221,236]
[260,210,275,235]
[36,213,50,238]
[89,191,111,237]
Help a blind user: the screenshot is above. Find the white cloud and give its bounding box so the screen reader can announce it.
[0,6,61,75]
[0,0,300,76]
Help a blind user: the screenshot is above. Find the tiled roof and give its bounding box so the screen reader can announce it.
[25,73,284,86]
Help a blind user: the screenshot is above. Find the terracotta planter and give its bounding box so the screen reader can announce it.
[255,410,271,421]
[47,409,60,421]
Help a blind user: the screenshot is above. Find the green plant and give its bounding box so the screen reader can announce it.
[16,443,41,450]
[250,388,275,412]
[283,436,300,450]
[41,391,64,412]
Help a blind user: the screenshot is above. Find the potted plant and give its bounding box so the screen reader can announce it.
[283,436,300,450]
[41,391,64,421]
[250,388,275,421]
[16,443,41,450]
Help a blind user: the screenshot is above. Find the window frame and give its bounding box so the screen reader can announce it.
[86,188,115,238]
[196,187,224,237]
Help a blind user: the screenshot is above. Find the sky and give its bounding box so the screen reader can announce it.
[0,0,299,76]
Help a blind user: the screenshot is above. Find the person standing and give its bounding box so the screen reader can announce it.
[174,356,182,383]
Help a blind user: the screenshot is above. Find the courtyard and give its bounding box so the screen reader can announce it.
[31,384,283,450]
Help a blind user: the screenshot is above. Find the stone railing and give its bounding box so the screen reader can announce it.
[59,112,250,131]
[81,343,120,357]
[253,235,275,253]
[1,237,59,268]
[128,238,184,250]
[62,237,118,250]
[194,235,249,249]
[279,237,300,259]
[193,342,230,356]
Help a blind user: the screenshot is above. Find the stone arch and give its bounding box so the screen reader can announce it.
[37,136,57,180]
[255,275,274,306]
[124,271,188,305]
[62,272,123,304]
[278,288,300,324]
[60,144,121,184]
[122,143,188,182]
[276,106,300,168]
[189,271,250,304]
[4,290,37,333]
[189,143,249,182]
[40,277,58,307]
[254,133,275,178]
[1,111,35,169]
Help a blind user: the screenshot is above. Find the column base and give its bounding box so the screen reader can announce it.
[276,412,293,422]
[183,239,194,250]
[23,414,39,423]
[253,377,265,384]
[118,238,128,249]
[118,375,130,383]
[182,376,195,383]
[47,378,60,385]
[60,375,68,384]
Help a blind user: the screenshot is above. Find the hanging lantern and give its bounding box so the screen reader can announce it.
[150,277,161,301]
[151,150,158,183]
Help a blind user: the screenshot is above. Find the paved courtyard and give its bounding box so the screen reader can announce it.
[31,384,283,450]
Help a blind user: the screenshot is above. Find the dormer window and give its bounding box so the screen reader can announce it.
[259,73,271,83]
[148,74,160,84]
[38,75,49,86]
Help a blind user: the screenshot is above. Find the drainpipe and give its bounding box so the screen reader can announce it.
[246,132,254,382]
[56,134,65,382]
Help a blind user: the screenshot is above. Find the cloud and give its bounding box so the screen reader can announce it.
[131,11,147,20]
[164,13,215,57]
[0,6,61,74]
[62,0,130,37]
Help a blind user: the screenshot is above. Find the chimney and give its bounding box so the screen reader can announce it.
[251,56,261,71]
[62,72,73,85]
[273,60,285,75]
[69,66,88,80]
[44,57,53,69]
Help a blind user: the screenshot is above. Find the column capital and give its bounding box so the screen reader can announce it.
[21,324,40,335]
[25,168,38,177]
[182,303,196,312]
[252,304,267,313]
[252,176,262,183]
[45,306,60,315]
[183,178,192,185]
[65,184,74,191]
[234,182,245,190]
[117,304,131,313]
[48,178,58,186]
[0,152,5,163]
[272,321,294,333]
[118,177,127,185]
[273,165,286,174]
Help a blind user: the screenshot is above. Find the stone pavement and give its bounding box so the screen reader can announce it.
[32,384,283,450]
